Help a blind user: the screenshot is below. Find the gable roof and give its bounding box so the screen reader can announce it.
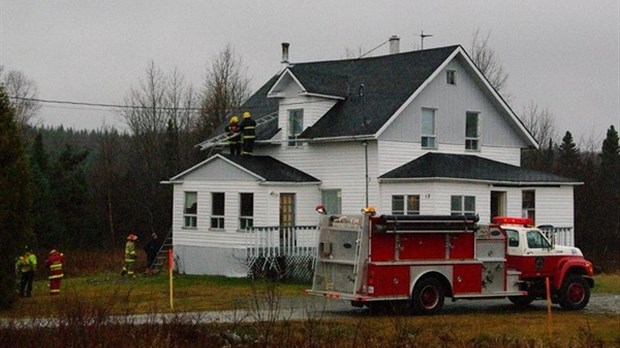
[205,44,536,147]
[379,153,579,186]
[166,154,320,184]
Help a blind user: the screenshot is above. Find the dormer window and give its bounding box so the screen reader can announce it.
[288,109,304,146]
[447,70,456,85]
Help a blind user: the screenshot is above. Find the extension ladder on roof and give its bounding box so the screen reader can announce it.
[196,111,279,151]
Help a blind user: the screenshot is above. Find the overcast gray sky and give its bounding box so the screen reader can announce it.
[1,0,618,145]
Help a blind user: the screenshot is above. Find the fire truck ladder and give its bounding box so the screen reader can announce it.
[196,111,279,155]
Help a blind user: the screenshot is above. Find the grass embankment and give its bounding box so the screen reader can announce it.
[2,249,619,346]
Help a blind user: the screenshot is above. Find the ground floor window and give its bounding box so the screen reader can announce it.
[392,195,420,215]
[321,189,342,214]
[522,190,535,222]
[239,193,254,231]
[183,191,197,228]
[451,195,476,216]
[210,192,225,229]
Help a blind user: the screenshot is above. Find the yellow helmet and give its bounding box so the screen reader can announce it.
[230,116,239,123]
[242,111,251,118]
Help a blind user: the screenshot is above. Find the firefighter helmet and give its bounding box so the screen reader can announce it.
[126,234,138,241]
[242,111,251,118]
[230,116,239,123]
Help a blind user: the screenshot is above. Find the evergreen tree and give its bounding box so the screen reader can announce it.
[598,126,620,269]
[557,131,581,179]
[0,86,33,309]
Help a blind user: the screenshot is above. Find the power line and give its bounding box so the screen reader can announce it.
[8,96,205,111]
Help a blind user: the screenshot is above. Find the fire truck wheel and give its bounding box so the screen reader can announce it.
[411,276,445,315]
[559,274,590,310]
[508,295,535,306]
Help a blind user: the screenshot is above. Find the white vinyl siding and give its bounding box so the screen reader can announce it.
[379,59,531,148]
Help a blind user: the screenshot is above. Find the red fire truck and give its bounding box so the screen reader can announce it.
[306,207,594,314]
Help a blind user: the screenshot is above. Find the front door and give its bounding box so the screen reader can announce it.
[490,191,506,222]
[279,193,296,249]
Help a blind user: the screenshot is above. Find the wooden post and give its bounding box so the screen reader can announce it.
[168,248,174,310]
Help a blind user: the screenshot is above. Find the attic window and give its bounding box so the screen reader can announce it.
[447,70,456,85]
[288,109,304,147]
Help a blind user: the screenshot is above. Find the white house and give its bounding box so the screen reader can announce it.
[164,39,580,277]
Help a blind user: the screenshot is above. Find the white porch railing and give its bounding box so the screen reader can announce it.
[244,225,318,280]
[539,226,575,247]
[245,225,318,257]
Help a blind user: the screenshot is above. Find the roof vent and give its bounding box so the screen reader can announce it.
[281,42,290,65]
[389,35,400,54]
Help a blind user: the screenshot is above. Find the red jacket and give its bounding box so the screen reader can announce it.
[45,250,65,279]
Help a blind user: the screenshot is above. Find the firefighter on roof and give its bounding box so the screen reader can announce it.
[15,246,37,297]
[120,234,138,278]
[225,115,241,155]
[45,249,65,295]
[239,111,256,155]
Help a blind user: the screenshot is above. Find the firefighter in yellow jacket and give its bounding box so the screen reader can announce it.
[15,247,37,297]
[120,234,138,278]
[45,249,65,295]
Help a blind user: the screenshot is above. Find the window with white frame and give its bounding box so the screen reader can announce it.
[239,193,254,231]
[451,195,476,216]
[522,190,535,222]
[421,108,436,148]
[392,195,420,215]
[465,112,480,150]
[183,191,197,228]
[288,109,304,146]
[210,192,225,229]
[447,70,456,85]
[321,189,342,215]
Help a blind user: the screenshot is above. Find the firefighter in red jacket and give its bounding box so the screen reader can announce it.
[45,249,65,295]
[225,115,241,155]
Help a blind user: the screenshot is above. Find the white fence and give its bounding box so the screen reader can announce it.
[244,225,318,280]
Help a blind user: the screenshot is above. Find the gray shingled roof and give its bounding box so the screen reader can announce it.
[208,45,460,142]
[220,154,320,183]
[379,153,578,184]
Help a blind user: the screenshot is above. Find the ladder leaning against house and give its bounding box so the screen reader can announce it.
[150,228,173,273]
[195,111,279,156]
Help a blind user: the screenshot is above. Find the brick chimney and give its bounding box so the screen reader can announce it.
[389,35,400,54]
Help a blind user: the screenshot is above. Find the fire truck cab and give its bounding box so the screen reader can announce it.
[306,207,594,314]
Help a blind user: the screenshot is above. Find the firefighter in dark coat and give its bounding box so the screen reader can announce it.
[239,111,256,155]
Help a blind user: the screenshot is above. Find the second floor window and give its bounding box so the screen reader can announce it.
[522,190,535,222]
[392,195,420,215]
[465,112,480,150]
[288,109,304,146]
[421,108,436,148]
[451,195,476,216]
[183,191,197,228]
[211,192,225,229]
[239,193,254,231]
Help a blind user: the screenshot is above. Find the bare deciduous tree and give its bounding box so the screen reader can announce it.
[199,44,251,138]
[520,101,558,147]
[0,65,41,127]
[470,30,510,99]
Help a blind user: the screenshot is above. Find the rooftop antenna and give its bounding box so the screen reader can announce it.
[420,30,433,50]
